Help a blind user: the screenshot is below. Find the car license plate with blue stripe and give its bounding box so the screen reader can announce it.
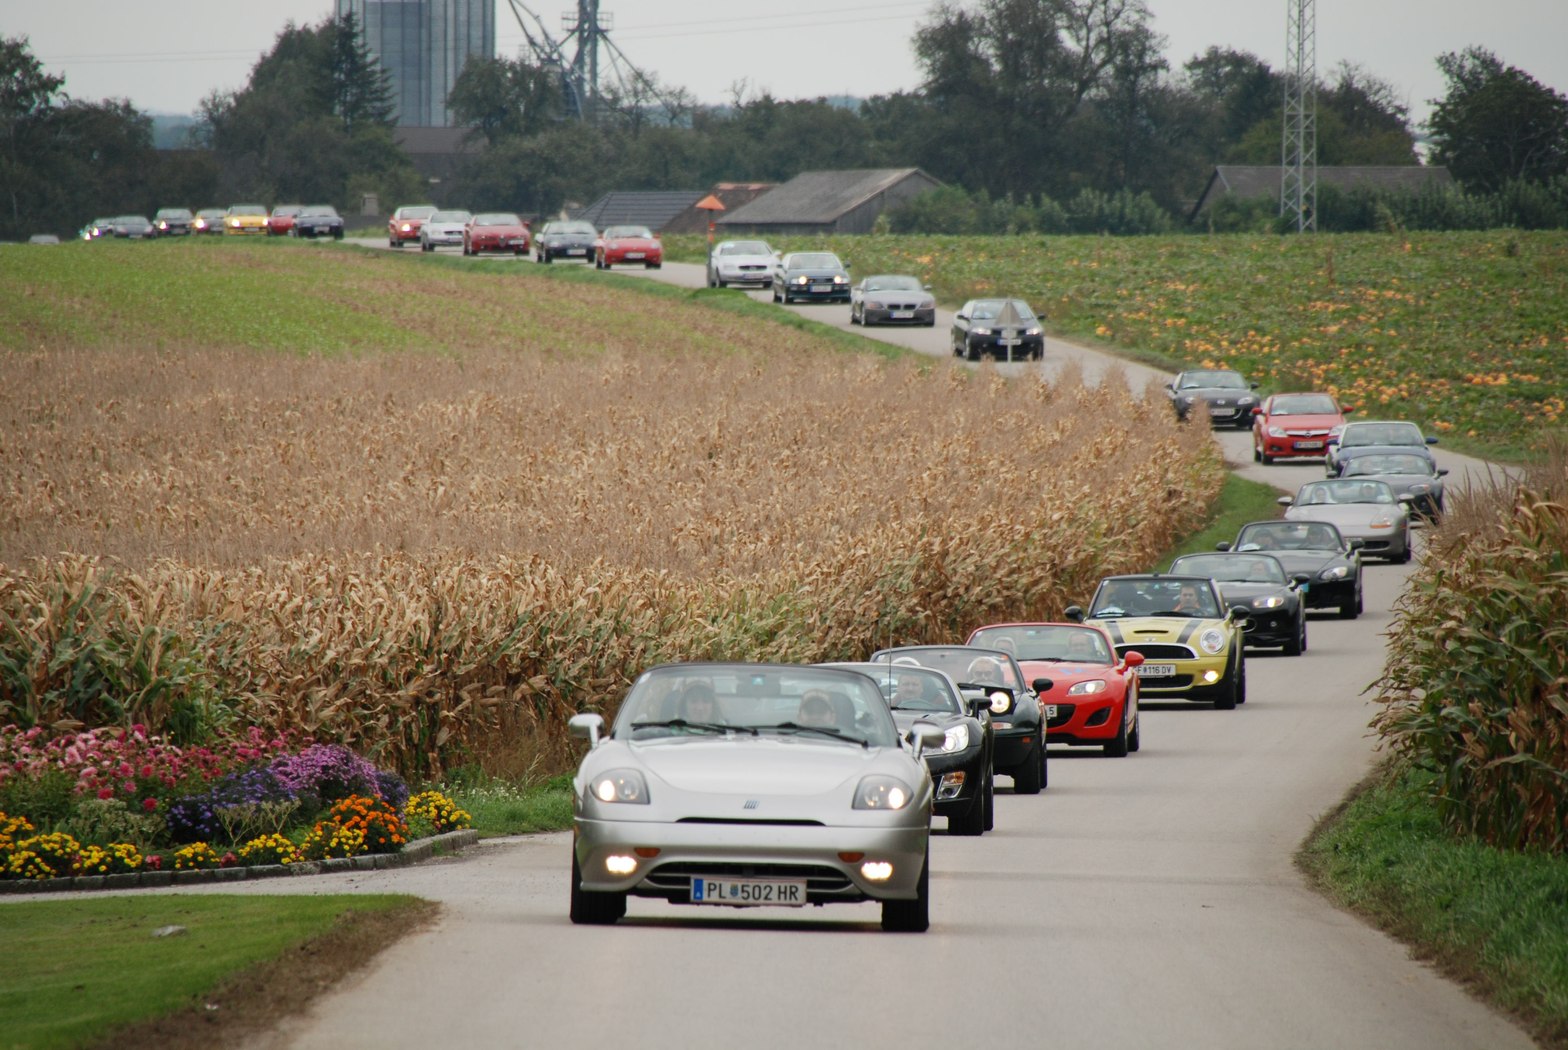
[691,877,806,906]
[1132,663,1176,677]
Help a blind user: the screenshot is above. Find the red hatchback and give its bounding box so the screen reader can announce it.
[596,224,663,269]
[463,212,530,256]
[388,204,437,248]
[966,622,1144,757]
[267,205,303,236]
[1252,391,1350,464]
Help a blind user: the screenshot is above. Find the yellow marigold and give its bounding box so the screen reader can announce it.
[237,833,302,866]
[174,842,223,870]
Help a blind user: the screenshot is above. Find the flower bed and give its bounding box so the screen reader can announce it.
[0,724,470,883]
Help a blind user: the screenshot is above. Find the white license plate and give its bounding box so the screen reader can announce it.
[891,310,914,319]
[811,284,829,291]
[567,248,586,255]
[1295,440,1324,449]
[1000,339,1021,347]
[691,877,806,906]
[626,251,645,259]
[1133,663,1177,677]
[1209,407,1229,414]
[1044,704,1058,718]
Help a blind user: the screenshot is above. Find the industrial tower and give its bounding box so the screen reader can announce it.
[505,0,676,123]
[1281,0,1317,231]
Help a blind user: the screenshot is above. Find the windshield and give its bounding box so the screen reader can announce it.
[228,205,266,216]
[867,647,1023,689]
[1296,480,1395,505]
[1271,394,1338,415]
[399,206,436,219]
[828,664,963,714]
[301,206,338,217]
[548,221,595,234]
[473,213,521,226]
[156,209,192,220]
[969,300,1036,321]
[719,241,771,255]
[604,225,652,238]
[1236,522,1344,552]
[1171,554,1287,585]
[787,253,842,269]
[968,625,1112,664]
[610,665,896,747]
[272,206,302,216]
[430,210,470,222]
[1344,454,1432,476]
[864,275,923,291]
[1089,578,1220,619]
[1179,371,1248,390]
[1341,422,1424,447]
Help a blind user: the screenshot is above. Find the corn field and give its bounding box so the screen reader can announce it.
[1,313,1222,777]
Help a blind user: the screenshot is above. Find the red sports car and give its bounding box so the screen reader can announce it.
[596,224,662,269]
[966,622,1144,757]
[267,205,303,236]
[463,212,530,256]
[1252,391,1350,464]
[388,204,437,248]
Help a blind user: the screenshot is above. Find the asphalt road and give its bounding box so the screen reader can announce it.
[191,245,1539,1048]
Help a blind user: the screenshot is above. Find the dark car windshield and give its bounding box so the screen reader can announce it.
[399,206,437,219]
[1236,522,1344,552]
[549,221,596,235]
[864,275,923,291]
[1179,371,1248,390]
[301,206,339,217]
[787,253,842,269]
[969,300,1036,321]
[826,664,964,714]
[1340,422,1425,446]
[968,625,1112,664]
[1171,554,1287,585]
[156,209,192,220]
[1343,453,1433,476]
[473,213,522,225]
[613,665,897,747]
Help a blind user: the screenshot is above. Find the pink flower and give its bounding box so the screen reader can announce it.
[97,788,114,800]
[142,797,158,813]
[145,854,163,870]
[121,780,136,794]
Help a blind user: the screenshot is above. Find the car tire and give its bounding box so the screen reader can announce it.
[1284,617,1304,656]
[966,344,980,363]
[1259,446,1273,464]
[1338,591,1358,619]
[1127,705,1141,752]
[716,277,727,288]
[982,769,994,831]
[880,846,929,933]
[1214,658,1239,709]
[1103,708,1130,757]
[569,851,626,925]
[390,239,399,248]
[1396,531,1413,563]
[1235,658,1247,703]
[949,782,985,836]
[1012,735,1045,794]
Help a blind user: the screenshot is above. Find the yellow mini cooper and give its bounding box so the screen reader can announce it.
[1065,574,1250,710]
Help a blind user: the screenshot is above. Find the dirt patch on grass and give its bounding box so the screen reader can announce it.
[87,897,440,1050]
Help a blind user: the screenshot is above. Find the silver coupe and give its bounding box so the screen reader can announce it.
[569,663,943,931]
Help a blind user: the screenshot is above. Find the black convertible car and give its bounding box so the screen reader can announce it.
[824,662,995,835]
[1169,552,1309,655]
[1218,520,1364,620]
[869,645,1047,794]
[1166,369,1261,428]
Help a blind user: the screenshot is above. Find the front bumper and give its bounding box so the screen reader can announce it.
[924,748,987,816]
[1258,433,1330,458]
[865,306,936,325]
[574,817,929,903]
[990,726,1039,769]
[1301,578,1355,611]
[1044,698,1122,744]
[470,237,527,252]
[966,335,1044,360]
[1240,609,1298,647]
[716,265,772,284]
[782,281,850,302]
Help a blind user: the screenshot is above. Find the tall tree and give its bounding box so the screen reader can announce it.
[447,56,563,145]
[330,12,395,133]
[1428,47,1568,191]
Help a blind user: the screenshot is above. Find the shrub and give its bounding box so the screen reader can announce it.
[300,821,367,860]
[327,795,407,854]
[172,841,224,870]
[7,832,82,879]
[76,842,142,875]
[405,790,472,834]
[269,743,381,810]
[56,797,164,853]
[165,766,298,844]
[235,833,303,866]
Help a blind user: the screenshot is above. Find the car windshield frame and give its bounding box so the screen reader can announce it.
[472,213,522,226]
[967,625,1114,665]
[1235,522,1347,553]
[430,210,470,222]
[867,646,1026,690]
[1340,422,1425,446]
[1089,576,1223,620]
[1296,480,1397,505]
[967,299,1036,321]
[1170,554,1288,585]
[1179,370,1249,390]
[786,253,843,269]
[1270,394,1338,415]
[1343,453,1434,476]
[603,225,653,238]
[397,206,437,220]
[718,241,771,256]
[862,275,923,292]
[610,664,898,748]
[548,221,597,235]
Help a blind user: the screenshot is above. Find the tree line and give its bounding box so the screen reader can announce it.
[4,0,1566,240]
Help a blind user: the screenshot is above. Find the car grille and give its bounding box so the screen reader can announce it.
[642,862,854,896]
[1046,704,1076,728]
[1116,643,1196,660]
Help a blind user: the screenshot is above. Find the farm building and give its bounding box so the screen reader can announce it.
[716,168,942,236]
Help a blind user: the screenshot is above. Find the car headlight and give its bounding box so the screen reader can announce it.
[919,298,934,309]
[1238,396,1257,406]
[1198,627,1227,655]
[940,725,971,752]
[1369,514,1398,529]
[1320,565,1350,581]
[854,775,914,810]
[1066,679,1106,696]
[987,690,1012,714]
[1252,596,1286,609]
[832,275,847,284]
[792,275,809,284]
[1267,426,1287,437]
[589,769,649,804]
[1179,395,1195,407]
[971,327,992,336]
[1024,326,1042,336]
[867,299,885,310]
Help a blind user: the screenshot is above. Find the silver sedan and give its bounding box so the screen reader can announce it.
[569,663,942,931]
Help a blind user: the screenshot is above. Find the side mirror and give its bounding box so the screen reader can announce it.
[1215,541,1233,552]
[1291,573,1312,586]
[568,713,604,748]
[1063,605,1085,623]
[1437,468,1450,477]
[1228,607,1252,625]
[1251,406,1263,416]
[1277,496,1294,506]
[1121,651,1145,669]
[1347,538,1365,550]
[967,697,992,718]
[1031,677,1054,694]
[906,722,945,758]
[956,313,968,322]
[1426,436,1439,445]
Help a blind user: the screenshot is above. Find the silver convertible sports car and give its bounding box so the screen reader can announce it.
[568,663,944,931]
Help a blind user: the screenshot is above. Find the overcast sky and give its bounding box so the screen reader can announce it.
[10,0,1566,128]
